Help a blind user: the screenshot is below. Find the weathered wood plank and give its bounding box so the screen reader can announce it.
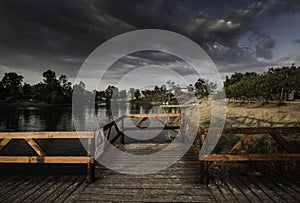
[0,156,94,163]
[270,176,300,201]
[212,176,237,202]
[264,176,299,202]
[5,176,53,202]
[1,176,45,202]
[25,138,47,156]
[54,177,86,203]
[239,176,274,202]
[32,176,70,203]
[200,126,300,134]
[0,176,31,199]
[45,176,80,203]
[250,176,286,202]
[0,139,11,151]
[204,154,300,161]
[71,193,215,202]
[220,176,250,202]
[126,113,181,118]
[22,176,58,203]
[230,176,261,202]
[229,134,255,154]
[269,134,297,153]
[136,117,149,127]
[207,177,227,202]
[0,131,94,139]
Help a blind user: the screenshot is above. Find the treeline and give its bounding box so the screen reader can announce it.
[1,64,298,105]
[224,64,300,103]
[0,68,215,105]
[0,70,73,104]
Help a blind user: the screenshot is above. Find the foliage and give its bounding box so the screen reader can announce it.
[224,64,300,103]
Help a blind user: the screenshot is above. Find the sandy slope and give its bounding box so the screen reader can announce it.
[195,97,300,127]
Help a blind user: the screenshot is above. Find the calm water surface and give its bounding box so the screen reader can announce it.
[0,103,155,175]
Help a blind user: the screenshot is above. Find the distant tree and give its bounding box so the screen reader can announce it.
[1,72,23,96]
[129,88,135,100]
[194,78,207,97]
[134,89,141,100]
[105,85,118,101]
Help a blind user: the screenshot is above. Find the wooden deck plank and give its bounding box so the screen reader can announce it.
[71,193,215,202]
[230,176,261,202]
[45,176,82,203]
[0,176,30,197]
[0,143,299,202]
[7,176,54,202]
[1,176,44,201]
[250,176,287,202]
[208,177,227,202]
[221,176,251,202]
[212,176,238,202]
[277,176,300,193]
[264,177,298,202]
[270,176,300,201]
[22,176,59,203]
[55,177,86,203]
[239,176,274,202]
[32,176,71,203]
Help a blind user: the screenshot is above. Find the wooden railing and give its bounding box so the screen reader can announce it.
[197,126,300,184]
[102,113,181,145]
[0,132,95,183]
[2,114,298,185]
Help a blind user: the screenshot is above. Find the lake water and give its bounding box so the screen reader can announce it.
[0,103,173,175]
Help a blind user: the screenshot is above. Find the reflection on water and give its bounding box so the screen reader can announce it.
[0,103,157,175]
[0,103,154,132]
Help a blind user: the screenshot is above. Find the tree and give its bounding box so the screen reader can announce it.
[194,78,207,97]
[129,88,135,100]
[134,89,141,100]
[1,72,23,96]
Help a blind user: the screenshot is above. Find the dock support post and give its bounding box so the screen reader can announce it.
[87,137,95,183]
[200,160,209,184]
[120,118,125,144]
[199,128,209,184]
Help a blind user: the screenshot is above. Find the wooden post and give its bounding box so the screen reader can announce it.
[200,128,209,184]
[120,117,125,144]
[86,137,95,183]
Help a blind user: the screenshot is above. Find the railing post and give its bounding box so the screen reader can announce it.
[87,136,95,183]
[120,116,125,144]
[199,128,209,184]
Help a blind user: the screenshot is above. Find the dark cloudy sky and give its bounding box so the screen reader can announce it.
[0,0,300,88]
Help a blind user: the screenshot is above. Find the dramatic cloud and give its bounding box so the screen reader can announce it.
[0,0,299,86]
[293,39,300,43]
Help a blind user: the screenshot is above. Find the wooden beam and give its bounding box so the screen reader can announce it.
[0,156,94,164]
[0,139,11,151]
[200,127,300,135]
[126,113,181,118]
[124,126,180,131]
[105,126,112,140]
[0,132,94,139]
[229,134,255,154]
[269,134,297,153]
[110,132,121,145]
[25,139,47,156]
[204,154,300,161]
[136,117,148,128]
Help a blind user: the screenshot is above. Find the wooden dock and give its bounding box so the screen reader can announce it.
[1,143,299,202]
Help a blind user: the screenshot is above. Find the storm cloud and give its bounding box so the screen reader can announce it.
[0,0,299,86]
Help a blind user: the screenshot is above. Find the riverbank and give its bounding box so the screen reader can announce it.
[195,97,300,127]
[0,101,72,108]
